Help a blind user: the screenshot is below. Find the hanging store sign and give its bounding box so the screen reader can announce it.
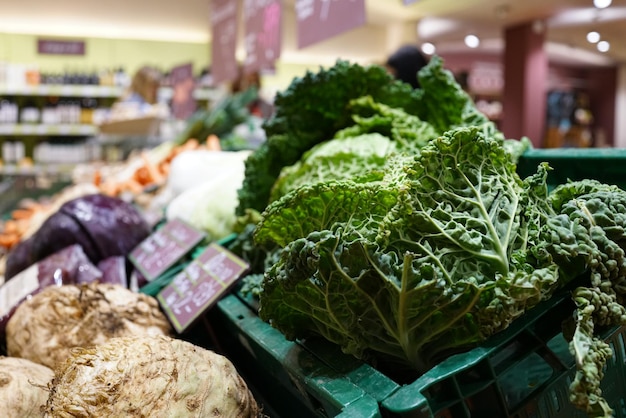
[210,0,240,84]
[243,0,282,73]
[295,0,366,49]
[37,39,85,56]
[169,62,197,120]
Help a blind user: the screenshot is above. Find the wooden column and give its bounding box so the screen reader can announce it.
[502,21,547,147]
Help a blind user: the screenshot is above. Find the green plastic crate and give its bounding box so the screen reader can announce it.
[375,291,626,417]
[210,293,382,418]
[517,148,626,189]
[221,288,626,418]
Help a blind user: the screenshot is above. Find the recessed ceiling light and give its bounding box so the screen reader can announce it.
[464,34,480,48]
[421,42,436,55]
[586,31,601,43]
[597,40,610,52]
[594,0,612,8]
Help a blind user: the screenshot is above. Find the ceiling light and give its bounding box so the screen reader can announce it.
[586,31,600,43]
[464,34,480,49]
[593,0,612,8]
[597,40,610,52]
[421,42,436,55]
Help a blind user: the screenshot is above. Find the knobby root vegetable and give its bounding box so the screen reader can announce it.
[0,356,54,417]
[44,335,260,418]
[6,282,172,369]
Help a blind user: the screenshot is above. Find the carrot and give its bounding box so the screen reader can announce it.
[206,134,221,151]
[93,170,102,186]
[11,208,34,220]
[183,138,200,150]
[0,233,19,249]
[134,166,152,185]
[140,152,164,185]
[120,178,144,195]
[3,220,18,234]
[99,181,120,197]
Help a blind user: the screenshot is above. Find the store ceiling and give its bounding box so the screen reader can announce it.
[0,0,624,67]
[379,0,626,66]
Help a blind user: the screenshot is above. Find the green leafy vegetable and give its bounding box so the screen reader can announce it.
[269,133,393,202]
[236,56,493,215]
[236,61,418,215]
[544,186,626,417]
[257,126,561,372]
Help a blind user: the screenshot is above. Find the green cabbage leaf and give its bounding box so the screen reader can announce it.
[257,126,562,371]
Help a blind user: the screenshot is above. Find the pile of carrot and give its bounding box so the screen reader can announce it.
[0,200,48,250]
[96,135,221,197]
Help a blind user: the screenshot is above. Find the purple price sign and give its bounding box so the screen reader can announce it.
[157,243,249,333]
[211,0,240,84]
[129,218,205,282]
[170,62,197,120]
[295,0,366,49]
[38,39,85,55]
[243,0,282,73]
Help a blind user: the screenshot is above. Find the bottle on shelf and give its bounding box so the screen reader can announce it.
[19,99,40,124]
[0,100,18,124]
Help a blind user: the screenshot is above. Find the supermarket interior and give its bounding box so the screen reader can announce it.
[3,1,626,417]
[1,0,625,164]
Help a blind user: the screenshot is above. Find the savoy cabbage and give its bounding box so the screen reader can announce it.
[256,126,626,416]
[256,127,562,371]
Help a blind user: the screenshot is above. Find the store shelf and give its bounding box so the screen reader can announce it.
[158,86,221,102]
[0,84,124,98]
[0,123,97,136]
[1,84,220,102]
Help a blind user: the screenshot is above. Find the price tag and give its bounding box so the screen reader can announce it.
[157,243,249,333]
[129,218,206,282]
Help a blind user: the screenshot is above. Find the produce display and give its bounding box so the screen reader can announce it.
[0,52,624,418]
[44,335,259,417]
[4,193,150,280]
[6,282,172,369]
[231,56,626,417]
[0,356,54,417]
[0,80,268,418]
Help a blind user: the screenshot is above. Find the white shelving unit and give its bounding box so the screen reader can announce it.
[0,123,97,136]
[0,84,124,98]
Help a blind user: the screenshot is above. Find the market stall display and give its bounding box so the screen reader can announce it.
[226,56,626,417]
[0,52,625,418]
